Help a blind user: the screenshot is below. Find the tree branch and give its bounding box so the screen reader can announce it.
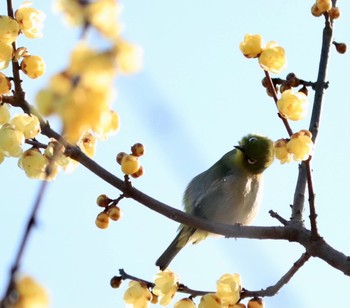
[63,145,350,276]
[241,252,311,298]
[292,11,334,221]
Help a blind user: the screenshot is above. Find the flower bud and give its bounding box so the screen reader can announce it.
[333,42,347,54]
[110,276,123,289]
[131,143,145,157]
[248,297,264,308]
[96,194,111,207]
[121,154,140,175]
[116,152,127,165]
[95,212,109,229]
[107,205,121,221]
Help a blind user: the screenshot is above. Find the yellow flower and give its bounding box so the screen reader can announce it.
[79,131,97,158]
[0,16,20,44]
[0,72,11,94]
[0,103,11,124]
[286,130,313,161]
[14,276,49,308]
[86,0,122,39]
[239,34,263,58]
[174,298,197,308]
[0,124,24,157]
[21,55,46,79]
[216,273,241,305]
[114,40,143,74]
[15,3,45,38]
[18,148,48,180]
[0,149,4,164]
[274,139,291,164]
[259,41,286,74]
[11,114,41,139]
[198,294,222,308]
[277,89,308,121]
[54,0,85,26]
[0,41,13,70]
[153,270,178,306]
[124,281,152,308]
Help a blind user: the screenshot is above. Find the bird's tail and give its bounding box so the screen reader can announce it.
[155,226,195,271]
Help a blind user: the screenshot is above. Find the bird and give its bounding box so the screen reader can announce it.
[155,134,275,271]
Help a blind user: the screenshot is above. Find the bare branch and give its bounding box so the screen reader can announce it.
[241,252,311,298]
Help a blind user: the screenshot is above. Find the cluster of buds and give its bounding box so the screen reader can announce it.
[239,34,287,74]
[311,0,340,19]
[275,130,314,163]
[116,143,145,178]
[95,194,122,229]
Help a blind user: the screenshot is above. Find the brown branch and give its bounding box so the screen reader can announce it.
[119,252,311,301]
[304,157,319,239]
[62,145,350,276]
[1,181,49,307]
[241,252,311,298]
[292,9,334,222]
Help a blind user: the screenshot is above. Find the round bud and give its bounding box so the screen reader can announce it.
[116,152,127,165]
[107,205,121,221]
[130,166,144,178]
[131,143,145,157]
[121,154,140,175]
[95,212,109,229]
[261,77,268,88]
[329,6,340,19]
[110,276,123,289]
[248,297,264,308]
[333,42,347,54]
[96,194,111,207]
[311,3,323,17]
[286,72,296,80]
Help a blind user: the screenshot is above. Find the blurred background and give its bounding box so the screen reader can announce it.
[1,0,349,307]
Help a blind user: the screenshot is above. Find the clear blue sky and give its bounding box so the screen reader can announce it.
[1,1,349,307]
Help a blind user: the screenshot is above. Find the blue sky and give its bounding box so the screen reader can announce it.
[1,1,349,307]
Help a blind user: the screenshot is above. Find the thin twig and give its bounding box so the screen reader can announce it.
[1,181,49,307]
[269,210,288,226]
[241,252,311,299]
[1,141,63,307]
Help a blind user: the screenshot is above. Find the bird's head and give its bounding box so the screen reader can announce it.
[235,134,275,174]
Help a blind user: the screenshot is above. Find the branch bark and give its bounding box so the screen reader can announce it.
[64,144,350,276]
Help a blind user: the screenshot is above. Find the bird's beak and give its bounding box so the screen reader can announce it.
[234,145,244,153]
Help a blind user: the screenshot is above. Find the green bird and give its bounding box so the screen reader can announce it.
[155,134,274,270]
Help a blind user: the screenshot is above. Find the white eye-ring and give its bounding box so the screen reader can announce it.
[248,137,257,143]
[247,157,257,164]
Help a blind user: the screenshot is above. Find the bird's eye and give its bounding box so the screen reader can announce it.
[248,137,257,143]
[247,157,257,164]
